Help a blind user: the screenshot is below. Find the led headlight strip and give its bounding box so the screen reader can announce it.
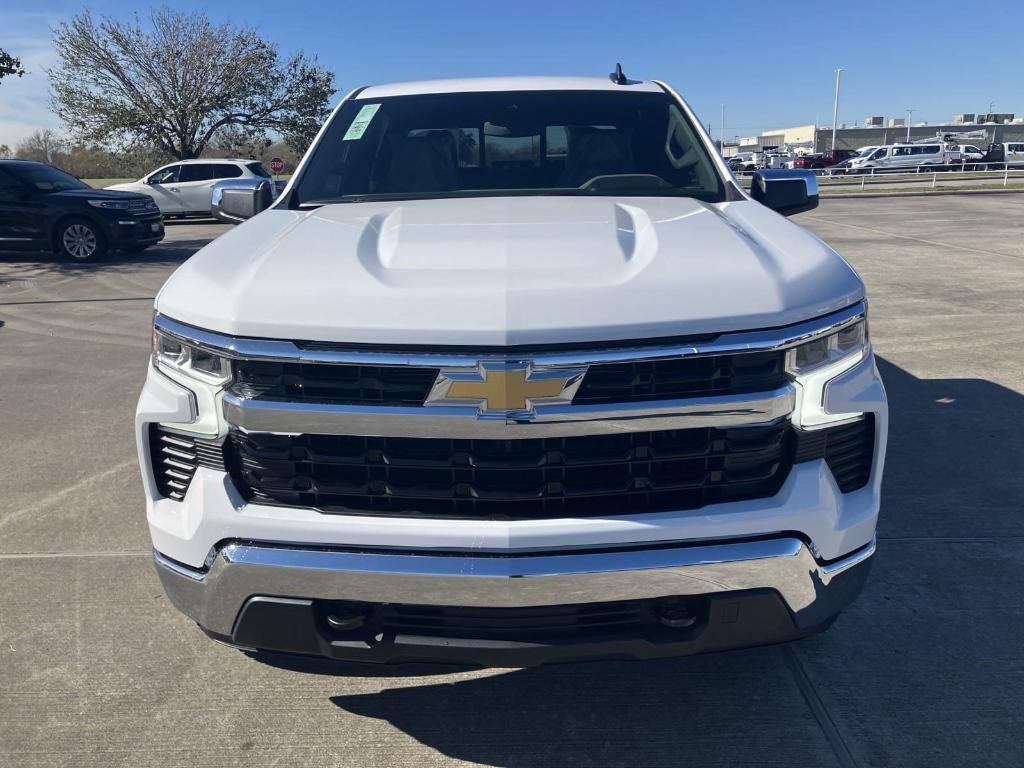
[786,317,869,429]
[152,326,232,386]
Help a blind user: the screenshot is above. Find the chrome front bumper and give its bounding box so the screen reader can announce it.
[155,535,875,641]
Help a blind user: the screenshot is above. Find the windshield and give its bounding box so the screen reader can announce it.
[8,163,89,192]
[291,90,725,206]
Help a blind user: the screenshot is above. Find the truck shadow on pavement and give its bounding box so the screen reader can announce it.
[0,240,208,280]
[261,355,1024,767]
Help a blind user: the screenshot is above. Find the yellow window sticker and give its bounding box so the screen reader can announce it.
[343,103,382,141]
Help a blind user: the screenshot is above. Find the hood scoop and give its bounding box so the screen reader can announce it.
[347,197,663,287]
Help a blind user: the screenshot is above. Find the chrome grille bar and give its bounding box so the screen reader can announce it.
[154,301,865,369]
[222,385,795,438]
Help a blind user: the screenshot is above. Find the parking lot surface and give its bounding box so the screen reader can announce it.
[2,198,1023,767]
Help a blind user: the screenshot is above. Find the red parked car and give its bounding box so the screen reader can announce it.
[792,149,859,169]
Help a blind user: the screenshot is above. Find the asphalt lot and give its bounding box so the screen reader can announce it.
[2,197,1023,767]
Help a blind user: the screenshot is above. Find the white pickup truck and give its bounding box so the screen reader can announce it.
[136,73,887,665]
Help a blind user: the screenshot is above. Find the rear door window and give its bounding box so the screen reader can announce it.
[247,162,272,178]
[0,168,27,201]
[210,164,243,179]
[179,164,215,182]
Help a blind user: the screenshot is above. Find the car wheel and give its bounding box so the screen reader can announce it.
[56,219,107,262]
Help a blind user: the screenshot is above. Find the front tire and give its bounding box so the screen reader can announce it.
[56,219,107,262]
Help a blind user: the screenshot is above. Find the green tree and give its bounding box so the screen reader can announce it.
[49,7,335,159]
[0,48,26,84]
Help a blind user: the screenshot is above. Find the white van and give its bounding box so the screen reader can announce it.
[849,143,960,173]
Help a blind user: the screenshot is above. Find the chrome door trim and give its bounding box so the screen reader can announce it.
[154,301,865,369]
[222,385,795,438]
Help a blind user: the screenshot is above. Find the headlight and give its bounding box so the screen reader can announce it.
[787,317,870,429]
[87,199,131,210]
[786,319,867,375]
[152,327,231,385]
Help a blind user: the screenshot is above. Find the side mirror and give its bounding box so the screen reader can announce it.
[211,178,274,224]
[749,169,819,216]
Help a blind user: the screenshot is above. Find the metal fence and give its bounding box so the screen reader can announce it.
[736,163,1024,193]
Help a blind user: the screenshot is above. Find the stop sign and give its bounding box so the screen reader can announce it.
[269,156,285,174]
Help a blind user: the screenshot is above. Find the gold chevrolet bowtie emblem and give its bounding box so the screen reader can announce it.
[427,363,586,413]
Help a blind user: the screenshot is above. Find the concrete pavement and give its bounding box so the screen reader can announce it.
[1,199,1023,767]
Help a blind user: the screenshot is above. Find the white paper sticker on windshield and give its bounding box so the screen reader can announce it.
[343,103,382,141]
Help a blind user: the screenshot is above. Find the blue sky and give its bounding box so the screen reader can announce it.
[2,0,1021,148]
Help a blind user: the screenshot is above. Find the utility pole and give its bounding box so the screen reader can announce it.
[721,104,726,156]
[831,68,842,152]
[906,109,914,142]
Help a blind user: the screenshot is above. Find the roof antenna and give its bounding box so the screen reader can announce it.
[609,63,628,85]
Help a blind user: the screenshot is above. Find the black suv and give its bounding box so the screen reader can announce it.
[0,160,164,262]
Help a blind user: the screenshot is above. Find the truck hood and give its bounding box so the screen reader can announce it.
[156,196,863,346]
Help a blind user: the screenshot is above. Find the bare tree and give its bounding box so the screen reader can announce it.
[49,7,335,159]
[15,129,67,164]
[0,48,26,84]
[0,144,12,159]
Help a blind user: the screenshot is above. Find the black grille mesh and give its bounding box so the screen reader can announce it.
[372,599,683,641]
[227,421,794,520]
[229,350,788,408]
[573,351,788,404]
[794,415,875,492]
[149,425,226,501]
[230,360,439,405]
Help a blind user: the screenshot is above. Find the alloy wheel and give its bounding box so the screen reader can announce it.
[62,223,98,260]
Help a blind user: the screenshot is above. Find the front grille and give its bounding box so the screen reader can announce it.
[227,421,794,519]
[229,350,787,407]
[230,360,439,405]
[149,425,226,501]
[573,351,788,404]
[126,198,157,215]
[360,598,702,642]
[794,415,875,492]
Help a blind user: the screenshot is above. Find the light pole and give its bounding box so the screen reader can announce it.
[831,68,842,152]
[906,109,914,142]
[721,104,725,156]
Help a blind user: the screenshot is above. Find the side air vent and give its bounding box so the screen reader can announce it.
[794,415,875,493]
[149,425,226,501]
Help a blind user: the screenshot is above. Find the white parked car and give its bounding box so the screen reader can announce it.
[109,159,272,217]
[137,73,886,666]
